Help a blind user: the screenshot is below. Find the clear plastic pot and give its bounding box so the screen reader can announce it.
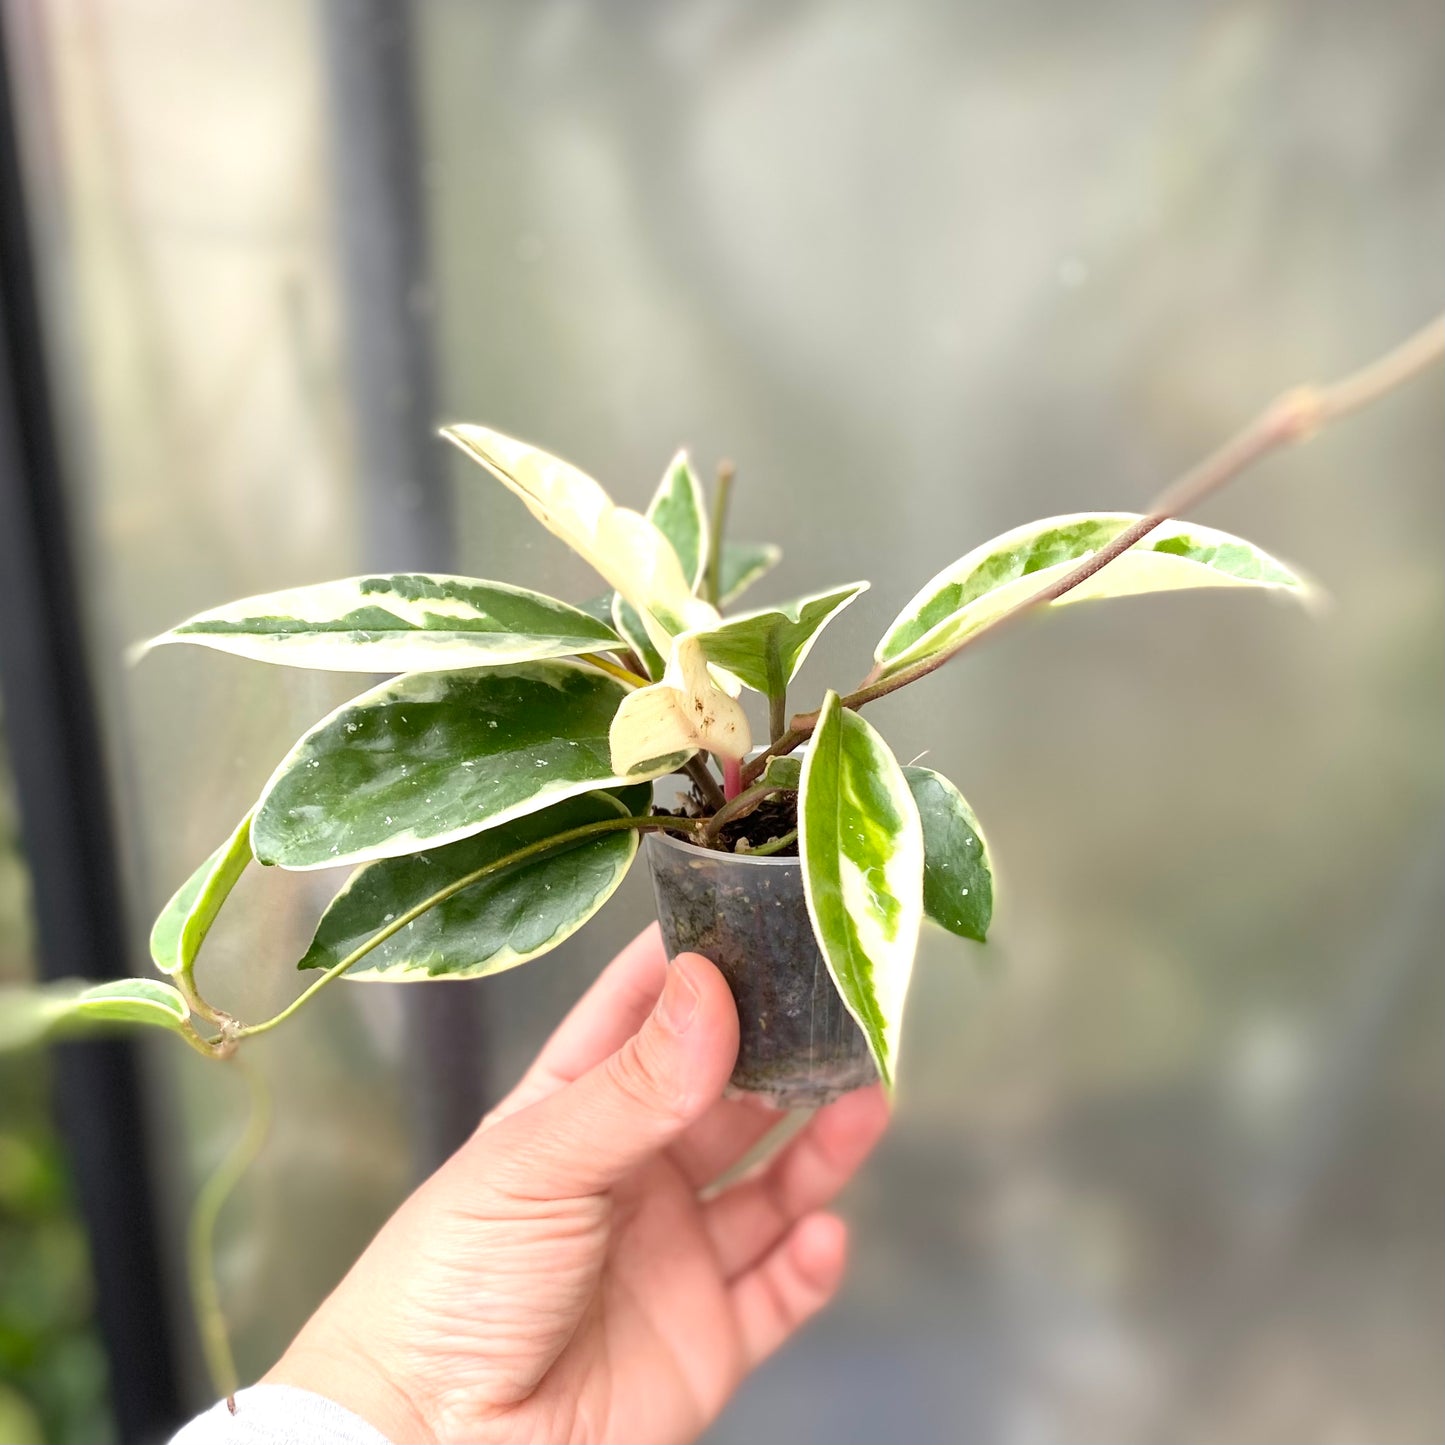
[644,829,879,1109]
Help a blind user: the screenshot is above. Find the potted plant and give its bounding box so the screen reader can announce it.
[0,317,1438,1385]
[3,319,1443,1090]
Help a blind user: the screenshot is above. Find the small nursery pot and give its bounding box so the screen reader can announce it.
[644,828,878,1109]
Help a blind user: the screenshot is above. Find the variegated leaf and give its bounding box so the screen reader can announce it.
[877,513,1311,677]
[649,451,709,591]
[252,660,669,871]
[442,424,718,650]
[799,692,924,1088]
[904,767,993,942]
[611,594,666,680]
[143,574,621,673]
[686,583,867,698]
[575,593,617,626]
[301,789,648,982]
[719,541,782,607]
[609,636,750,775]
[1,979,191,1052]
[149,811,254,977]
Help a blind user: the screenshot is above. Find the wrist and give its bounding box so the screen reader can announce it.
[264,1336,437,1445]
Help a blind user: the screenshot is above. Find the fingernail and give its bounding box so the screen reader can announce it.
[657,956,700,1033]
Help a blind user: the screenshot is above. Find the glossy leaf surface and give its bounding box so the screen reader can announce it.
[799,693,924,1087]
[903,767,993,942]
[253,660,662,870]
[301,790,648,981]
[146,574,620,673]
[687,583,867,697]
[877,513,1310,676]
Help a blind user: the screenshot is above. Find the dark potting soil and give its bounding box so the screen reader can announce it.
[655,788,800,856]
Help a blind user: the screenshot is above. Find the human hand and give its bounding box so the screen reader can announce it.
[265,924,890,1443]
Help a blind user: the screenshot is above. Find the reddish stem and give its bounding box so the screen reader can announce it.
[723,755,744,800]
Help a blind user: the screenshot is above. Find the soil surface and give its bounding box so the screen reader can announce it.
[656,787,799,856]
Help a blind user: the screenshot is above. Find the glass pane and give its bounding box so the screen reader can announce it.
[9,2,1443,1440]
[6,0,412,1406]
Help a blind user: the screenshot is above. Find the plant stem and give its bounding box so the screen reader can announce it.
[176,969,239,1034]
[769,686,788,745]
[188,1054,270,1399]
[704,459,736,608]
[744,315,1445,786]
[748,828,797,857]
[703,776,785,840]
[583,653,649,688]
[227,814,707,1041]
[723,756,744,800]
[684,755,727,811]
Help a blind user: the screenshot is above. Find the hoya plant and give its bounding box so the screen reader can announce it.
[0,317,1438,1390]
[25,427,1326,1096]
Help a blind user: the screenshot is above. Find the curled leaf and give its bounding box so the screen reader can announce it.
[609,635,751,775]
[149,811,254,976]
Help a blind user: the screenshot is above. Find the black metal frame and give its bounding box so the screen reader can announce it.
[0,15,183,1444]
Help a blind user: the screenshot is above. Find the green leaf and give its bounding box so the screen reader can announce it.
[759,755,803,790]
[575,593,617,626]
[143,574,622,673]
[0,979,191,1052]
[876,513,1311,677]
[903,767,992,942]
[687,584,867,698]
[799,693,924,1088]
[442,424,718,646]
[719,542,782,607]
[648,451,709,591]
[252,660,667,871]
[300,791,647,981]
[149,811,254,976]
[611,594,666,680]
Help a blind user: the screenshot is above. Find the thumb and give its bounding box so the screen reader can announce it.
[480,952,739,1199]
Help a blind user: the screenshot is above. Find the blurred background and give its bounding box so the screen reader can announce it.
[0,1,1440,1441]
